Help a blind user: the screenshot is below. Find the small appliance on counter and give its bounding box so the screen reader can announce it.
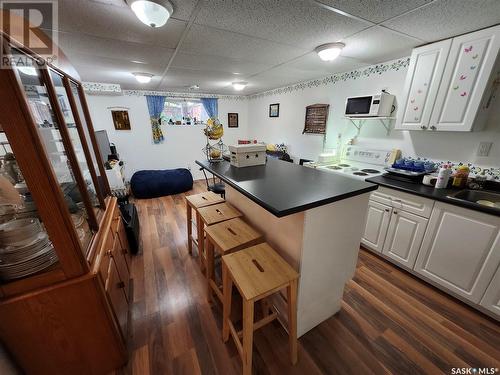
[229,144,267,168]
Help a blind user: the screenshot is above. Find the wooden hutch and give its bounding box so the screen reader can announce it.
[0,33,131,374]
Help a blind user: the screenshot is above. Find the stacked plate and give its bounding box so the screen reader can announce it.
[0,218,58,281]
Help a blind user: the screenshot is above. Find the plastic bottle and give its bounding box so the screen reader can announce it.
[452,165,470,188]
[435,164,452,189]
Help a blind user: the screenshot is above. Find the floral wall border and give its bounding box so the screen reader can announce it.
[246,57,410,100]
[83,57,410,100]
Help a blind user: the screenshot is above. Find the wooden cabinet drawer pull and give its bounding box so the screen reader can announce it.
[117,281,125,289]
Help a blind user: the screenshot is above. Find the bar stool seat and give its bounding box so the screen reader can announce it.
[222,243,299,375]
[185,192,225,257]
[204,218,263,303]
[196,203,243,270]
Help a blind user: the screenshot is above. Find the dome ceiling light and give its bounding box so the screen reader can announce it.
[315,42,345,61]
[133,72,153,83]
[126,0,173,28]
[232,81,248,91]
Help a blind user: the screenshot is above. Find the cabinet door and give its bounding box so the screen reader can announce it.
[395,39,452,131]
[112,229,130,302]
[429,25,500,131]
[117,220,131,271]
[382,210,428,269]
[361,200,392,253]
[105,258,128,337]
[480,265,500,317]
[414,202,500,303]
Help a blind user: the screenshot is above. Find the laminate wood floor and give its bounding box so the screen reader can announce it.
[121,181,500,375]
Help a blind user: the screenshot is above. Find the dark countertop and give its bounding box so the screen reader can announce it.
[366,175,500,217]
[196,159,378,217]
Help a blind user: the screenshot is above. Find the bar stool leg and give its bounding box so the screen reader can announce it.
[287,279,298,365]
[206,239,215,303]
[186,204,192,255]
[196,213,204,270]
[242,299,255,375]
[222,262,232,342]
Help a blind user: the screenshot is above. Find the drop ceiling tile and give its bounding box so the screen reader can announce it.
[283,53,368,74]
[318,0,434,23]
[180,24,308,65]
[195,0,370,49]
[54,0,186,48]
[341,26,417,63]
[56,32,174,71]
[76,64,161,90]
[169,0,199,21]
[170,53,272,76]
[382,0,500,42]
[159,67,238,93]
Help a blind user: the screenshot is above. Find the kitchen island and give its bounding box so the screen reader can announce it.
[196,159,377,336]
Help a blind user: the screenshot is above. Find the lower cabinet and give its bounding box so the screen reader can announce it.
[106,258,129,336]
[480,265,500,316]
[361,200,392,253]
[414,202,500,304]
[382,209,428,269]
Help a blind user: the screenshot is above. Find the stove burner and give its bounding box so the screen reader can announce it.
[353,172,369,176]
[326,166,342,170]
[361,169,381,174]
[338,164,350,167]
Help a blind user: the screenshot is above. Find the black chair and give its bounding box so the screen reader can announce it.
[200,167,225,198]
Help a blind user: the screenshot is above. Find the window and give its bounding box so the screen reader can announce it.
[162,99,209,125]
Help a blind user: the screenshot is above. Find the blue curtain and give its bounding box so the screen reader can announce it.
[201,98,218,119]
[145,95,166,143]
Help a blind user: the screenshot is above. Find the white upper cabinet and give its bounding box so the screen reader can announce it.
[397,24,500,132]
[414,202,500,303]
[430,25,500,131]
[396,40,452,131]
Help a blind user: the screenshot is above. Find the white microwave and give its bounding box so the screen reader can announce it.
[345,92,395,117]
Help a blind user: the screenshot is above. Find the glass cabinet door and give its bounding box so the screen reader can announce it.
[14,58,95,252]
[68,80,109,204]
[0,132,60,283]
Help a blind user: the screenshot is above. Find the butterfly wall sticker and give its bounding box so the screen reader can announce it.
[410,99,415,103]
[459,75,467,80]
[470,65,476,70]
[464,46,473,53]
[453,85,459,90]
[460,92,467,97]
[472,54,478,59]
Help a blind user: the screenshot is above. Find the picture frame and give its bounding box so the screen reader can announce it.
[228,112,239,128]
[269,103,280,118]
[111,110,131,130]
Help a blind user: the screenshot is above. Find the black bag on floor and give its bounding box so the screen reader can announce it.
[119,203,140,255]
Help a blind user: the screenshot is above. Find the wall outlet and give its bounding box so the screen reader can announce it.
[477,142,493,157]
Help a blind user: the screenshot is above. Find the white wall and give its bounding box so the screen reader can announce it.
[247,61,500,168]
[86,94,248,180]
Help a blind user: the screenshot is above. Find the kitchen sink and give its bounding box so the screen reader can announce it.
[447,189,500,210]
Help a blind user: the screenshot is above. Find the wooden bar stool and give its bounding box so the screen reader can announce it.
[185,192,225,257]
[204,218,263,303]
[222,243,299,375]
[196,203,243,270]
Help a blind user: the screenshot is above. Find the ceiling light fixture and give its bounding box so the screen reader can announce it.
[126,0,173,28]
[189,84,200,90]
[232,81,248,91]
[133,72,153,83]
[315,42,345,61]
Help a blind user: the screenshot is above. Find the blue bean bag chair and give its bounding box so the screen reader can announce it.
[130,168,193,199]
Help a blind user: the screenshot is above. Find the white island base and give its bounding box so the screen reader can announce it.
[225,185,371,337]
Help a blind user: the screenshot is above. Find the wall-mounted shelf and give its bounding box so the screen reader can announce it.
[344,117,396,135]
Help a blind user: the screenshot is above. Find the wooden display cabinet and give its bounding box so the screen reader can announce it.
[0,33,131,374]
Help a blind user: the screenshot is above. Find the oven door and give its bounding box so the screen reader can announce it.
[345,96,372,116]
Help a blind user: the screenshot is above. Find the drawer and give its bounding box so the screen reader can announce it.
[370,186,435,218]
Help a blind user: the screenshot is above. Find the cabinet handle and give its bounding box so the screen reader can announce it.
[117,281,125,289]
[430,125,437,130]
[420,125,427,130]
[394,211,398,215]
[385,208,390,212]
[106,250,113,256]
